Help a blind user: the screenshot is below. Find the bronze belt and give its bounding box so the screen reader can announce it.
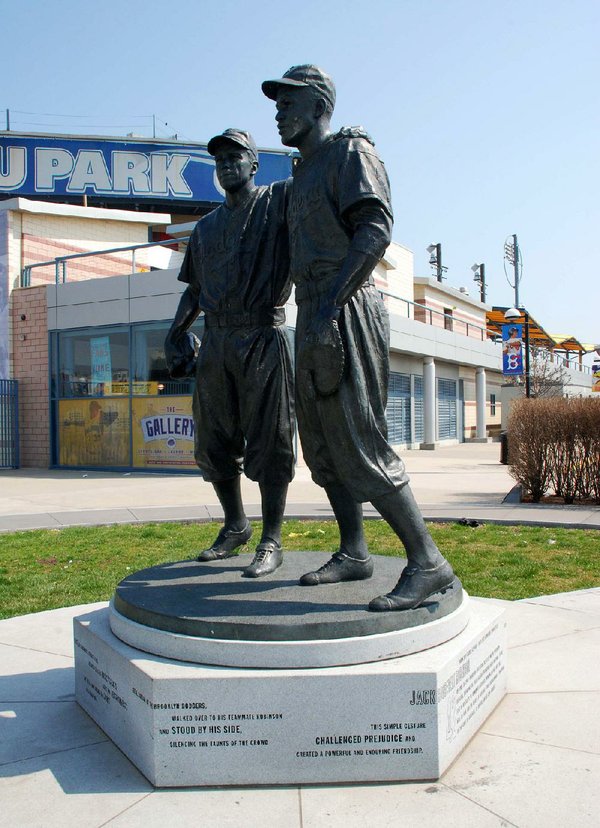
[204,307,286,329]
[295,277,374,303]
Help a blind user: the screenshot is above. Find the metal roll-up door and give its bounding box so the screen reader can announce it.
[0,379,19,468]
[386,373,411,444]
[413,375,424,443]
[437,377,457,440]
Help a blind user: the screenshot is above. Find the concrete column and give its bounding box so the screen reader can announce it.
[421,356,437,450]
[475,366,487,440]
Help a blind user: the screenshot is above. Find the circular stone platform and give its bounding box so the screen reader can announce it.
[110,552,469,668]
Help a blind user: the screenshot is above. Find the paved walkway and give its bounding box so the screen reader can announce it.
[1,443,599,532]
[2,592,599,827]
[1,443,599,826]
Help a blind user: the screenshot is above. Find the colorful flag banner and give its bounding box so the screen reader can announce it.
[502,324,524,375]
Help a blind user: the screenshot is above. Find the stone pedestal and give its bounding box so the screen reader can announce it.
[73,553,507,787]
[108,552,467,669]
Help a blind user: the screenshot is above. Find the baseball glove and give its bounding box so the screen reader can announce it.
[164,331,200,379]
[297,318,345,397]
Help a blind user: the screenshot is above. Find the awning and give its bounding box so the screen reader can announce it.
[550,335,587,353]
[486,307,555,347]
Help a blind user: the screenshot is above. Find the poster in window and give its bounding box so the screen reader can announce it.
[58,398,130,467]
[132,396,196,469]
[90,336,112,395]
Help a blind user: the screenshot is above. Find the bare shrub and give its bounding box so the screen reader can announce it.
[578,397,600,503]
[508,398,554,501]
[529,345,570,398]
[549,398,586,503]
[546,399,572,499]
[509,396,600,503]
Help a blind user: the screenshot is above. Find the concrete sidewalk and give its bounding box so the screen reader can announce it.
[1,591,599,827]
[1,442,599,532]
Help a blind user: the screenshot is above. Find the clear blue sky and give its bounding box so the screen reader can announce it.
[2,0,599,350]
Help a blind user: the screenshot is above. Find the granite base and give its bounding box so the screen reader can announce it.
[74,601,506,787]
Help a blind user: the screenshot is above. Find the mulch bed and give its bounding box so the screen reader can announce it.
[521,494,600,506]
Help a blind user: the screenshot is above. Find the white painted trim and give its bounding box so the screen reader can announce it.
[0,196,171,225]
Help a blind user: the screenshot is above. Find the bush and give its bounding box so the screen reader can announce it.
[508,396,600,503]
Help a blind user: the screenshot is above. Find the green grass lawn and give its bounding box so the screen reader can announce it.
[0,520,598,619]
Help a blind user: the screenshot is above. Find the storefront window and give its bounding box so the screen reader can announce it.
[52,318,297,472]
[51,321,204,471]
[130,320,203,468]
[57,327,130,397]
[58,397,130,467]
[131,395,196,470]
[131,319,203,396]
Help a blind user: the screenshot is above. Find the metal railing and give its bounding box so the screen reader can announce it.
[539,350,592,375]
[19,241,592,376]
[21,236,190,287]
[0,379,19,468]
[379,290,592,374]
[379,289,497,342]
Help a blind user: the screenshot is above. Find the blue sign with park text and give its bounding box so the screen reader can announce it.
[0,133,292,204]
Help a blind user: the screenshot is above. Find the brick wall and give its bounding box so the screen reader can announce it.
[11,286,50,467]
[22,233,139,283]
[21,213,155,285]
[414,294,487,338]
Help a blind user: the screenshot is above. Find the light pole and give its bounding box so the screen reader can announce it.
[504,306,530,398]
[426,243,446,282]
[471,262,486,302]
[504,234,522,308]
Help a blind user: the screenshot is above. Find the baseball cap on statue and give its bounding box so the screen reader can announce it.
[207,128,258,162]
[262,65,336,110]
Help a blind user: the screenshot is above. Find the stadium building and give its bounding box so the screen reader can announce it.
[0,131,592,471]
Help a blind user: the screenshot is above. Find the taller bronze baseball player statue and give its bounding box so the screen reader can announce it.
[262,65,456,611]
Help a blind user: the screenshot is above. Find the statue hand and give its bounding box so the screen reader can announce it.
[333,125,375,146]
[298,311,345,398]
[305,304,341,346]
